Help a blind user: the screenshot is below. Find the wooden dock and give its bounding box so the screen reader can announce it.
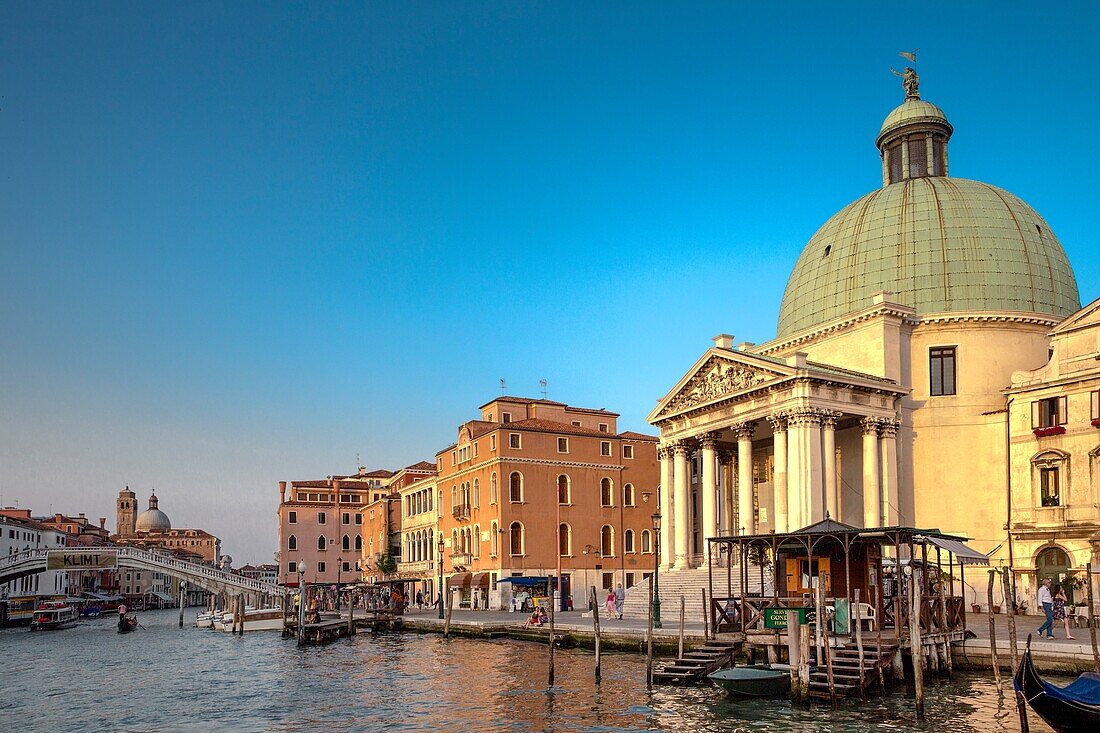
[652,640,739,684]
[283,608,399,646]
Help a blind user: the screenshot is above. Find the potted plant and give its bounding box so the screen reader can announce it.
[991,604,1001,614]
[971,602,981,614]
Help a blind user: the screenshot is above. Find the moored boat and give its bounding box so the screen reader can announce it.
[29,602,79,631]
[1014,635,1100,733]
[708,666,792,698]
[194,610,220,629]
[215,607,284,632]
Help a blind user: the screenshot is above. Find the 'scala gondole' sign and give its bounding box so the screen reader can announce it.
[46,550,118,570]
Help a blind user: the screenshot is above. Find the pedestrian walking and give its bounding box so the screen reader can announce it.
[1053,584,1075,640]
[614,583,626,619]
[1037,576,1055,639]
[416,590,423,609]
[605,589,616,616]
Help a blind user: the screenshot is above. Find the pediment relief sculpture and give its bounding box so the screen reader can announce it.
[661,358,779,416]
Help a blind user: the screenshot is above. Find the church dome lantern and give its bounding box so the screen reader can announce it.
[135,492,171,533]
[875,68,953,185]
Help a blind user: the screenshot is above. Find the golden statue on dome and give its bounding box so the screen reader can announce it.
[891,49,920,99]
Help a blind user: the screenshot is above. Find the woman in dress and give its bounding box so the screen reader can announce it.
[605,589,616,616]
[1052,584,1075,639]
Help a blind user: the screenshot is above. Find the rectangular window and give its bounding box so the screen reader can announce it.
[502,412,512,424]
[908,135,927,178]
[602,572,614,590]
[1040,468,1060,507]
[355,514,362,525]
[317,561,326,573]
[1033,397,1067,428]
[600,441,611,457]
[509,433,521,449]
[288,511,297,524]
[557,437,569,453]
[287,562,295,573]
[929,346,957,396]
[342,561,351,572]
[888,141,903,183]
[1092,390,1100,421]
[473,443,479,458]
[623,445,634,459]
[342,512,350,525]
[626,572,635,589]
[598,423,609,433]
[571,421,582,427]
[317,512,326,525]
[490,435,497,451]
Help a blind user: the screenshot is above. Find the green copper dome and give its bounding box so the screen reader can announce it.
[776,177,1080,337]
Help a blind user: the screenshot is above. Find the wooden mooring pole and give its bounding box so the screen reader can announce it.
[910,564,925,721]
[854,588,866,698]
[786,610,800,697]
[1088,563,1099,674]
[646,576,655,689]
[987,570,1001,688]
[548,583,556,687]
[937,579,952,677]
[818,584,836,708]
[678,594,685,660]
[701,588,709,640]
[873,585,885,692]
[178,582,185,628]
[797,622,811,703]
[590,586,602,683]
[1002,568,1020,673]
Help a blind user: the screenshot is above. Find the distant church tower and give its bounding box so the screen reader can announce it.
[116,486,137,537]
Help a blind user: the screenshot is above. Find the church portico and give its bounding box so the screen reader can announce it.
[650,342,907,569]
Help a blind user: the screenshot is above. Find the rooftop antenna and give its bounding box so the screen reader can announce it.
[500,378,506,396]
[539,379,548,399]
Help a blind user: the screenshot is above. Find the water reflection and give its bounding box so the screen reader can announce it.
[0,610,1051,732]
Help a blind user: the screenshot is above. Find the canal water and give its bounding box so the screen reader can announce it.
[1,609,1051,732]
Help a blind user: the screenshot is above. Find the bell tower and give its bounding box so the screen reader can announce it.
[116,486,137,537]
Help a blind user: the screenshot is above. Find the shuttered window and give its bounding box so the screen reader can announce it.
[1031,397,1067,428]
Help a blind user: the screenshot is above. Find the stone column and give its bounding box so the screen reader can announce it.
[672,442,691,569]
[700,433,719,553]
[720,450,735,536]
[822,411,840,521]
[767,414,789,533]
[901,135,910,180]
[802,411,825,523]
[880,418,900,526]
[734,422,756,535]
[861,418,882,528]
[926,132,935,175]
[658,446,674,569]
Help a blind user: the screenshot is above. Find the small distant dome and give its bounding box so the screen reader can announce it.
[135,492,171,532]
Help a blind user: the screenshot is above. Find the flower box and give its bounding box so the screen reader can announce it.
[1033,425,1066,437]
[1092,418,1100,428]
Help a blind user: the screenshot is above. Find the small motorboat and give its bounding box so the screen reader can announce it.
[194,610,220,629]
[29,602,79,631]
[215,607,284,632]
[709,665,792,698]
[1014,635,1100,732]
[82,605,102,618]
[117,615,138,634]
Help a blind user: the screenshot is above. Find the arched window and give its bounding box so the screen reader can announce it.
[1032,450,1069,508]
[509,521,524,556]
[600,525,614,557]
[490,473,498,504]
[557,474,570,505]
[601,478,613,507]
[317,535,326,551]
[624,529,635,553]
[510,472,523,503]
[491,521,499,556]
[452,485,458,508]
[288,534,297,551]
[452,529,458,553]
[641,529,652,554]
[473,478,481,508]
[624,483,635,507]
[559,523,571,557]
[473,525,481,557]
[342,534,351,551]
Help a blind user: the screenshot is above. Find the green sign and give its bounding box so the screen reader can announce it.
[763,607,812,630]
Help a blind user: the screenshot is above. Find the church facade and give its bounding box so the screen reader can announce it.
[651,72,1098,610]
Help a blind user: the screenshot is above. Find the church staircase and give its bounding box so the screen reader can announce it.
[620,563,769,623]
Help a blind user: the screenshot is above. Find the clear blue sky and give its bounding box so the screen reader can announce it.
[1,3,1097,563]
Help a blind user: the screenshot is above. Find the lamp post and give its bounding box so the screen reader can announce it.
[652,512,662,628]
[437,535,446,620]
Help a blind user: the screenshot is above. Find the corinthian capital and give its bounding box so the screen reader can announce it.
[700,432,720,451]
[820,409,843,430]
[672,440,693,457]
[732,421,756,441]
[766,412,788,431]
[860,416,882,436]
[787,407,823,427]
[879,417,901,438]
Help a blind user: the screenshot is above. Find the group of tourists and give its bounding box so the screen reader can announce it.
[1036,576,1077,640]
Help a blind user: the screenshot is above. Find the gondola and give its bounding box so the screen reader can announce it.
[117,615,138,634]
[1013,635,1100,733]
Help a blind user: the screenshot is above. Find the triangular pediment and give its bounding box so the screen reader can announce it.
[1050,296,1100,336]
[649,350,790,422]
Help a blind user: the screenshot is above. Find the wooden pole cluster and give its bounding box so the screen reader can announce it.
[909,564,925,721]
[818,584,837,708]
[854,588,866,698]
[987,570,1001,688]
[590,586,602,683]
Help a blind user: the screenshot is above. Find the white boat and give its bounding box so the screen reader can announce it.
[194,610,221,629]
[30,602,79,631]
[214,607,284,632]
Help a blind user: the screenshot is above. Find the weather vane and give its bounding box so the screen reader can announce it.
[890,49,920,100]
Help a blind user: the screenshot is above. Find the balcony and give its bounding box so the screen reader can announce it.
[452,504,471,521]
[451,552,473,567]
[397,559,434,574]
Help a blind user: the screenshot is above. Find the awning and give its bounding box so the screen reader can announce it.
[496,576,555,588]
[470,572,491,589]
[922,536,991,566]
[449,573,472,588]
[149,591,173,602]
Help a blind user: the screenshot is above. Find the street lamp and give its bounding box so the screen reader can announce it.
[437,535,446,620]
[651,512,662,628]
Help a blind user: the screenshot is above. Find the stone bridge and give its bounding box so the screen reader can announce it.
[0,546,283,604]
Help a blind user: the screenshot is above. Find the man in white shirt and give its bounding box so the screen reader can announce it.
[1037,577,1055,639]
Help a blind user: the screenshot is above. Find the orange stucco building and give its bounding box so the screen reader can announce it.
[434,397,659,611]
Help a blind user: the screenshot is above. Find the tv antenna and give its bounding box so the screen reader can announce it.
[499,378,506,395]
[539,379,548,399]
